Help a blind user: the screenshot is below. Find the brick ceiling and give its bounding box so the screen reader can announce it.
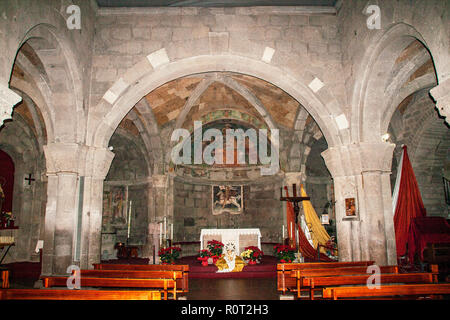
[143,72,301,129]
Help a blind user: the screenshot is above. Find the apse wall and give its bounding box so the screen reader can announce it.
[173,179,283,256]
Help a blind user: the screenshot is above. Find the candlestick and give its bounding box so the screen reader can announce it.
[170,223,173,240]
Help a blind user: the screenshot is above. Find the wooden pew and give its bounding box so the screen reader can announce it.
[301,273,437,300]
[322,283,450,300]
[277,261,375,295]
[0,288,161,300]
[42,276,177,300]
[74,269,183,297]
[1,268,9,288]
[289,265,399,298]
[93,263,189,293]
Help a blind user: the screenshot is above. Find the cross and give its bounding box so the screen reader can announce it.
[25,173,35,185]
[280,184,310,223]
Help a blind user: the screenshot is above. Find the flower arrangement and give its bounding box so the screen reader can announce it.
[273,244,296,263]
[197,249,212,266]
[158,246,181,264]
[241,246,264,264]
[0,211,13,228]
[207,239,224,258]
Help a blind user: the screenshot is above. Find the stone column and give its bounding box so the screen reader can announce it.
[42,143,84,275]
[322,142,397,265]
[0,83,22,126]
[430,79,450,125]
[80,147,115,270]
[149,174,173,247]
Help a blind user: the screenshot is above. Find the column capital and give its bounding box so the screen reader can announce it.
[430,79,450,125]
[44,143,114,179]
[321,142,395,178]
[0,83,22,126]
[283,171,304,185]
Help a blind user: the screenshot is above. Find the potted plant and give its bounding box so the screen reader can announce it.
[241,246,264,265]
[158,246,181,264]
[207,240,224,264]
[197,249,211,266]
[273,244,296,263]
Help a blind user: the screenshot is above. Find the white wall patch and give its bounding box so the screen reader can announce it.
[261,47,275,63]
[147,48,170,69]
[335,113,349,130]
[308,77,324,93]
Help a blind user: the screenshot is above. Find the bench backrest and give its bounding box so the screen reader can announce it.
[0,288,161,300]
[304,272,435,287]
[322,283,450,300]
[277,261,375,271]
[92,264,189,292]
[278,264,395,293]
[43,276,176,289]
[291,265,398,278]
[93,264,189,272]
[74,269,182,280]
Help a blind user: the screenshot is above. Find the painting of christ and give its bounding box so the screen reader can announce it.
[212,185,243,215]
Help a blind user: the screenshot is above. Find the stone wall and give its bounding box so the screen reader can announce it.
[173,178,283,256]
[389,91,450,218]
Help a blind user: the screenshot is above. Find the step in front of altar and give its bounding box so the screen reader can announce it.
[179,255,277,279]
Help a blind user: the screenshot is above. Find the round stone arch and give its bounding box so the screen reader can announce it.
[90,54,343,154]
[350,22,436,144]
[10,22,86,144]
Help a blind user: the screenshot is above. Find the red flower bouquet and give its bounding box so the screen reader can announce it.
[273,244,295,263]
[158,246,181,264]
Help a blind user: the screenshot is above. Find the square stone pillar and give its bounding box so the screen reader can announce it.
[322,142,397,265]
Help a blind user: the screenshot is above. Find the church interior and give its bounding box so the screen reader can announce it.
[0,0,449,302]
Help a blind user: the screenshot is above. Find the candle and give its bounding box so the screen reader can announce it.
[159,223,162,246]
[290,222,293,239]
[171,223,173,240]
[282,225,285,239]
[127,200,132,239]
[164,217,167,238]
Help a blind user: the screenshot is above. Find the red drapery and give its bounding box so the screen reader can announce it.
[284,187,333,262]
[393,146,427,262]
[0,149,15,213]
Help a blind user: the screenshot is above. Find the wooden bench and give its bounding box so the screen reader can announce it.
[42,276,177,300]
[0,288,161,300]
[322,283,450,300]
[289,265,399,298]
[277,260,375,294]
[93,263,189,293]
[300,272,437,300]
[74,269,183,296]
[0,268,9,288]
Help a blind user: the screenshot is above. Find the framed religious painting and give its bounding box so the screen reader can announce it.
[212,185,243,215]
[345,198,357,217]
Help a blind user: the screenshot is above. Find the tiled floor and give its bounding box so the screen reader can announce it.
[187,278,279,300]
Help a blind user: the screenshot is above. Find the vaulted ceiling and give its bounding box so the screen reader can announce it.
[138,72,302,130]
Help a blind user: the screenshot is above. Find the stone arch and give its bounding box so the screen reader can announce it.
[10,22,86,144]
[351,22,438,144]
[90,54,343,154]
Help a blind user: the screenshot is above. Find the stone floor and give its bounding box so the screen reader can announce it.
[186,278,279,300]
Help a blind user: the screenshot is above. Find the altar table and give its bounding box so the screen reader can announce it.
[200,228,261,254]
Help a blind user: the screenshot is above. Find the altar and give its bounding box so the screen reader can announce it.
[200,228,262,255]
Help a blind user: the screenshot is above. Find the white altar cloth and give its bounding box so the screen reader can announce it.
[200,228,262,254]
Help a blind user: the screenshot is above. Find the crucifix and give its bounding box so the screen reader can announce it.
[25,173,35,185]
[280,184,310,223]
